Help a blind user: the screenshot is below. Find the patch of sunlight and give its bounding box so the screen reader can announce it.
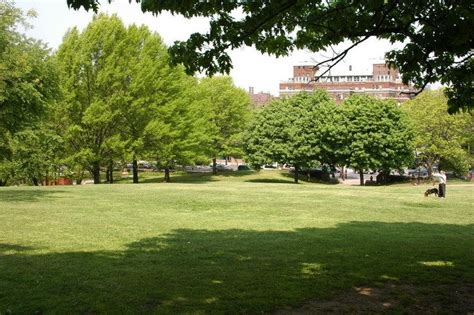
[163,296,188,305]
[205,297,218,304]
[419,260,454,267]
[211,280,223,284]
[237,255,252,261]
[380,275,399,281]
[301,262,322,277]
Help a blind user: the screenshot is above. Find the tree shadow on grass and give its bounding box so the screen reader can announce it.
[0,189,67,203]
[245,178,295,184]
[1,222,473,314]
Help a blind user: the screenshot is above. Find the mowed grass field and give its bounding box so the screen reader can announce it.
[1,171,473,314]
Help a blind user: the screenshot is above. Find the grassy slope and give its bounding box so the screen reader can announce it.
[0,171,473,314]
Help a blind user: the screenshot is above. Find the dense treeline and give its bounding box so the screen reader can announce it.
[0,5,251,185]
[0,2,472,186]
[245,91,415,184]
[245,90,472,184]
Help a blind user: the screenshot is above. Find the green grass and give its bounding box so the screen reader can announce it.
[1,171,473,314]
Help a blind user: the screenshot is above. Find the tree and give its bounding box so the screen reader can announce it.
[403,90,471,177]
[68,0,473,112]
[309,99,350,178]
[111,24,188,183]
[56,15,196,184]
[143,80,208,182]
[343,95,414,185]
[195,76,251,174]
[0,0,59,185]
[245,90,333,183]
[56,16,128,184]
[9,127,63,186]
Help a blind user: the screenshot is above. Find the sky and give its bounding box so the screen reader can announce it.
[16,0,403,96]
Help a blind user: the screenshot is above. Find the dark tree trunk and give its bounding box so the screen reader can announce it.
[76,179,82,185]
[294,165,299,184]
[212,158,217,175]
[383,169,389,185]
[108,161,114,184]
[0,179,6,186]
[92,163,101,184]
[426,161,433,181]
[359,169,365,186]
[164,167,171,182]
[32,177,39,186]
[132,159,138,183]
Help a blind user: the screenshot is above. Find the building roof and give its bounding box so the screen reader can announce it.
[316,60,373,77]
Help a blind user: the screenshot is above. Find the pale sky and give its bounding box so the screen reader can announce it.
[16,0,403,96]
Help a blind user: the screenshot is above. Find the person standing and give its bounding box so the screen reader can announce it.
[433,171,447,198]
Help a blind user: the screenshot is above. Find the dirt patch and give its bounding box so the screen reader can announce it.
[273,283,474,314]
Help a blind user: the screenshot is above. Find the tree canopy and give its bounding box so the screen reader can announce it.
[0,0,60,185]
[403,90,472,176]
[245,90,333,183]
[195,76,251,174]
[67,0,473,112]
[343,94,414,185]
[56,14,197,184]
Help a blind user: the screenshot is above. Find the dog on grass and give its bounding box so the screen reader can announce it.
[424,188,439,197]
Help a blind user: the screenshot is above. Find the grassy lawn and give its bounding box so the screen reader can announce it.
[1,171,473,314]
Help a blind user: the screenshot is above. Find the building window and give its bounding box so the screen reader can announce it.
[354,76,359,81]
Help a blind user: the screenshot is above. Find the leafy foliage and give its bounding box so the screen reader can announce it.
[0,0,59,184]
[403,90,471,176]
[245,90,334,182]
[195,76,251,173]
[68,0,474,112]
[343,94,414,184]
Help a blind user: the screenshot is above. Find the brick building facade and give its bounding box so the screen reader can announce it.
[248,86,274,107]
[279,62,416,103]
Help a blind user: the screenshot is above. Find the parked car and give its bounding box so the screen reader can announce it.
[237,165,252,171]
[261,165,277,170]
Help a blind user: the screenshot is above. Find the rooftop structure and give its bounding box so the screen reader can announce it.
[279,61,416,103]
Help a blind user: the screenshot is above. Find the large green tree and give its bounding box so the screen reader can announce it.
[143,80,208,182]
[56,15,190,184]
[56,15,129,184]
[403,90,471,177]
[0,0,59,185]
[343,94,414,185]
[195,76,251,174]
[245,90,333,183]
[68,0,473,112]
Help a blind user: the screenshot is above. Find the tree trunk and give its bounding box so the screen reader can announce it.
[340,166,345,181]
[132,159,139,183]
[0,179,6,186]
[164,167,170,183]
[212,158,217,175]
[92,163,101,184]
[426,161,433,180]
[32,177,39,186]
[108,161,114,184]
[359,169,364,186]
[294,165,299,184]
